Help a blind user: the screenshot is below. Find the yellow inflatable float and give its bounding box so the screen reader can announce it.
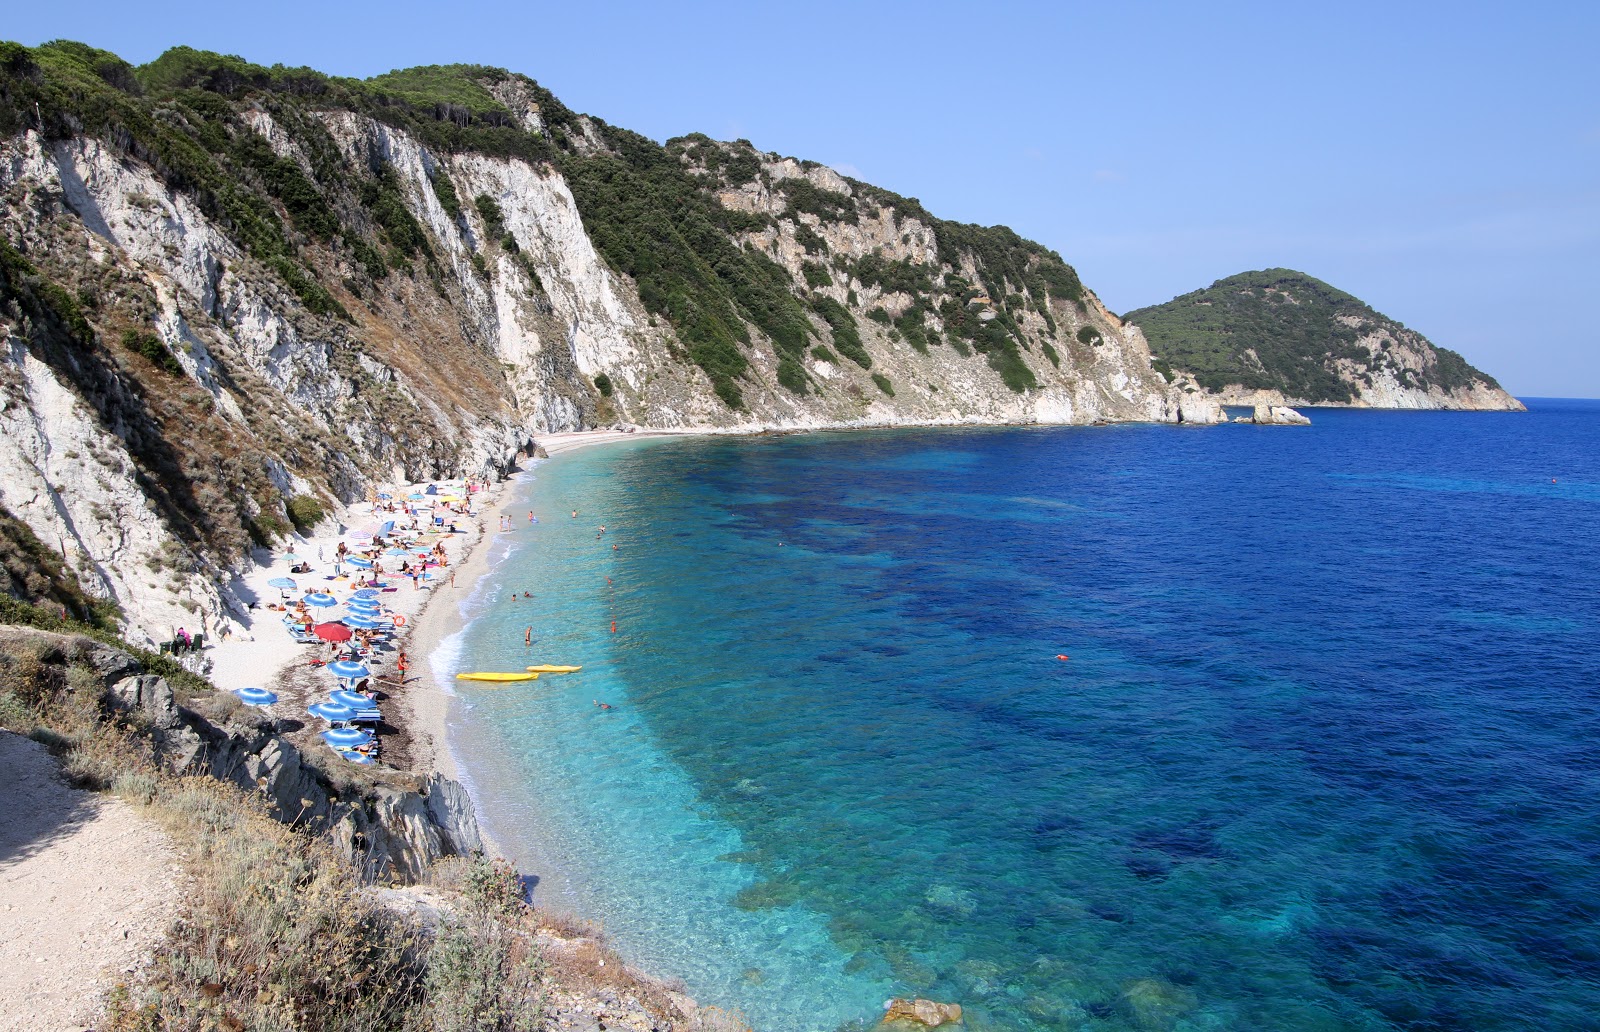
[456,672,540,683]
[526,664,583,674]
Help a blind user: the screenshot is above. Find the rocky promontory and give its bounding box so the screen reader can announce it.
[1125,269,1523,412]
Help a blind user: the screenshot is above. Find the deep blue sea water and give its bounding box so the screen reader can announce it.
[439,400,1600,1032]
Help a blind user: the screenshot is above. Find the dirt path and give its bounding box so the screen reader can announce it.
[0,731,181,1031]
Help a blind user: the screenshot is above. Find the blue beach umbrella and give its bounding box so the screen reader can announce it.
[267,577,297,590]
[330,689,373,709]
[326,659,371,681]
[344,604,383,618]
[234,687,278,706]
[308,702,357,722]
[302,592,338,607]
[351,588,380,600]
[384,548,412,557]
[321,727,374,749]
[284,553,302,564]
[343,615,383,630]
[347,557,374,569]
[341,749,375,765]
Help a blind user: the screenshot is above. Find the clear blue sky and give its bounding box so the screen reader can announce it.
[13,1,1599,396]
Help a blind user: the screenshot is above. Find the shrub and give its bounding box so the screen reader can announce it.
[989,348,1037,393]
[776,357,808,395]
[121,328,183,376]
[800,261,832,289]
[810,345,837,363]
[286,494,325,533]
[871,373,895,396]
[429,166,462,220]
[793,222,827,255]
[810,296,870,369]
[593,372,613,397]
[475,193,505,237]
[1076,325,1102,346]
[779,178,857,225]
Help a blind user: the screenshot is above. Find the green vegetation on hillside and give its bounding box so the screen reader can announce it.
[1125,269,1501,402]
[0,39,1107,410]
[564,126,819,406]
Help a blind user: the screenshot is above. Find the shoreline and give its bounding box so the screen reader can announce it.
[402,429,685,782]
[205,428,685,862]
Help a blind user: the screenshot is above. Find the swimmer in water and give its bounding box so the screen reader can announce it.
[525,627,532,646]
[593,700,613,710]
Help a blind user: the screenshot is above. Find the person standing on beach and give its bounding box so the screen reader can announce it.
[396,650,408,685]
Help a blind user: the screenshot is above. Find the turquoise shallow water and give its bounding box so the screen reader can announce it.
[439,402,1600,1032]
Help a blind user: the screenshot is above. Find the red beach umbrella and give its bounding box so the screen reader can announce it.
[313,622,353,643]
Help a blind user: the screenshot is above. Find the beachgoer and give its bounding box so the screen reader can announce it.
[397,651,408,685]
[525,627,532,646]
[571,510,577,518]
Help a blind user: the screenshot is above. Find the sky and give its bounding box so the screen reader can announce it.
[11,1,1599,397]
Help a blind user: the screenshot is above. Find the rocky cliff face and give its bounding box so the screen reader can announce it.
[3,624,482,884]
[0,42,1212,642]
[1124,269,1523,411]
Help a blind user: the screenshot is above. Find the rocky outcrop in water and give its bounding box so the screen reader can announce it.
[881,998,964,1027]
[1249,404,1311,426]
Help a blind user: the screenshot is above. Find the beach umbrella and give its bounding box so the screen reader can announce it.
[343,615,383,630]
[351,588,380,600]
[326,659,371,681]
[267,577,297,590]
[303,592,338,608]
[378,492,392,499]
[234,687,278,707]
[341,750,376,765]
[344,602,383,616]
[313,622,353,643]
[331,689,373,709]
[284,553,302,564]
[384,548,412,557]
[407,492,425,501]
[309,702,357,722]
[347,557,374,569]
[321,727,374,749]
[425,484,438,495]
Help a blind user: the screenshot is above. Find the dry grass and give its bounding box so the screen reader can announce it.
[3,647,548,1032]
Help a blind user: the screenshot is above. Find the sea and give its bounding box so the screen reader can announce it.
[433,399,1600,1032]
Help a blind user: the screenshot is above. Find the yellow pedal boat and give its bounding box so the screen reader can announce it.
[526,664,583,674]
[456,671,540,683]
